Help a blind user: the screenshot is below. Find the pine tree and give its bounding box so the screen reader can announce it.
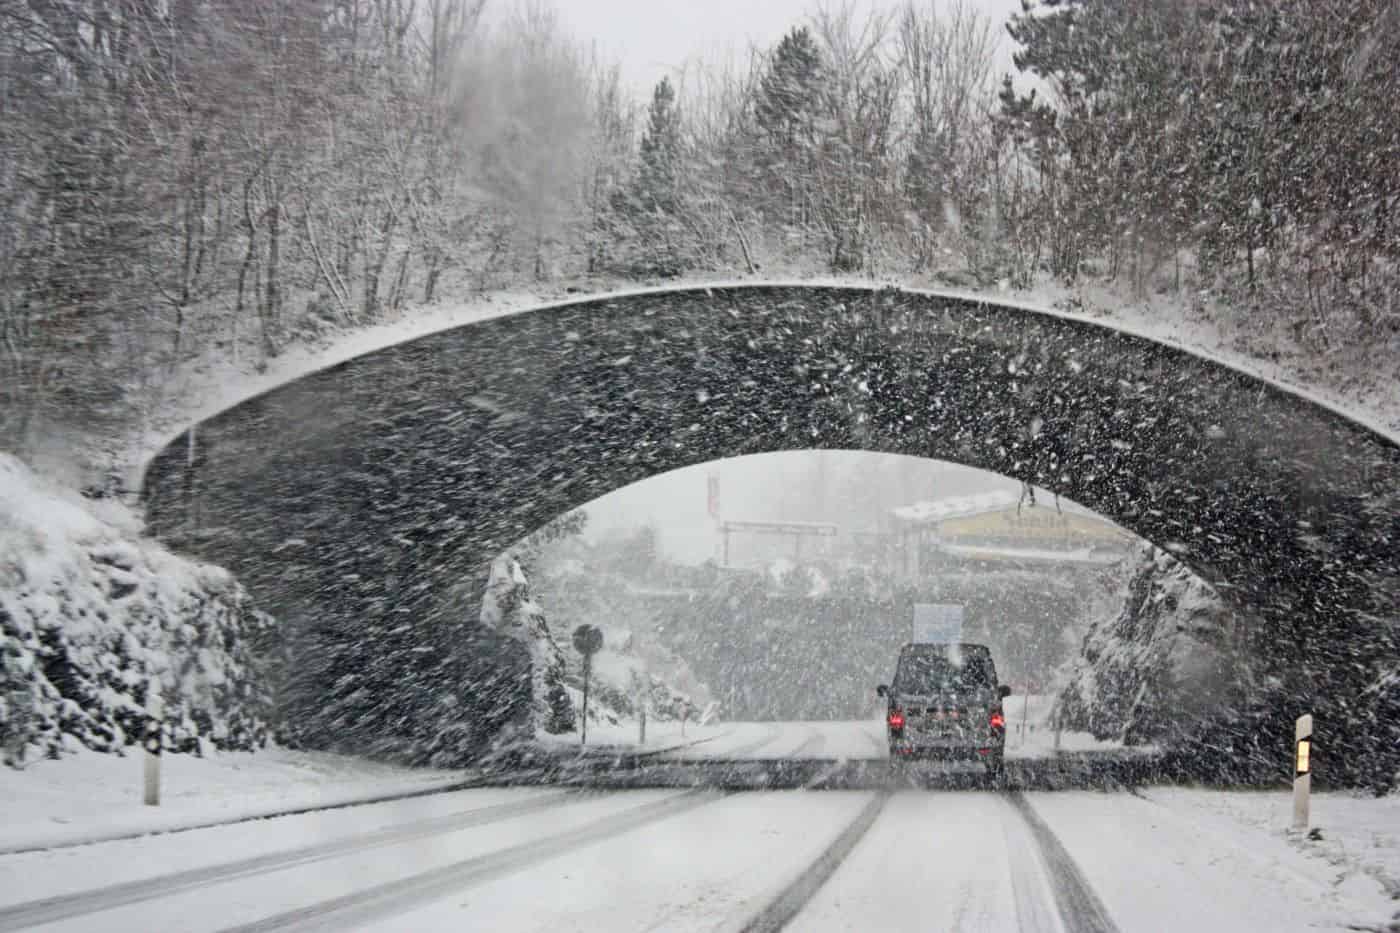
[751,27,828,229]
[614,76,690,276]
[754,28,825,151]
[638,77,682,217]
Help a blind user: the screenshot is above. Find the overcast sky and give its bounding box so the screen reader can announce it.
[551,0,1026,101]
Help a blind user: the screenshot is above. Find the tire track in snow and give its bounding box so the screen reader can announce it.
[0,776,494,857]
[216,789,724,933]
[670,723,784,760]
[0,790,581,932]
[631,725,740,758]
[998,796,1066,933]
[862,721,887,755]
[729,725,789,758]
[736,790,891,933]
[787,728,827,759]
[1006,792,1120,933]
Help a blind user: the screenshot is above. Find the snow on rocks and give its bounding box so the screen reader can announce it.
[0,454,274,767]
[1055,542,1246,749]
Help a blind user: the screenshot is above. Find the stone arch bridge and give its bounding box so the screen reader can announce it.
[141,285,1400,776]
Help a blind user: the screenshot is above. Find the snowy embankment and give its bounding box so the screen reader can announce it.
[0,746,468,854]
[1057,543,1246,750]
[1149,787,1400,908]
[1030,787,1400,932]
[0,454,273,766]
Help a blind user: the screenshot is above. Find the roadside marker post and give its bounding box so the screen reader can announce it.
[634,669,648,746]
[143,679,163,806]
[1293,713,1313,832]
[1020,685,1031,745]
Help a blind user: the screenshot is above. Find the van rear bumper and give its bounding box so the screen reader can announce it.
[889,741,1003,761]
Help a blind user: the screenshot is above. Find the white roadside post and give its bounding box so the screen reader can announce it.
[1293,713,1313,832]
[1020,686,1030,745]
[143,679,163,806]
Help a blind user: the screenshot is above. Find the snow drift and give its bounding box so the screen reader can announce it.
[0,454,274,766]
[479,554,575,736]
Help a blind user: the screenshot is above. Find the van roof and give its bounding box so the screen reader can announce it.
[899,642,991,654]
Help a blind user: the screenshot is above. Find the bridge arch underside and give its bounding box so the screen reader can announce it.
[143,286,1400,776]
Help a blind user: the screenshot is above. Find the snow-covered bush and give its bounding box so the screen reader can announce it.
[480,554,575,735]
[0,454,275,766]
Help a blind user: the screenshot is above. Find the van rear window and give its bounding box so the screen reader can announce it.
[894,650,995,694]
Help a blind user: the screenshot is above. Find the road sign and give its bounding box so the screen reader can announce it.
[913,603,964,643]
[572,626,604,746]
[572,624,603,656]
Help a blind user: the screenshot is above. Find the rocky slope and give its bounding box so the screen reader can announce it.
[1055,543,1250,748]
[1,455,275,767]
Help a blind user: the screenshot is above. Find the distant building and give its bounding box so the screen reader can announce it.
[882,490,1133,580]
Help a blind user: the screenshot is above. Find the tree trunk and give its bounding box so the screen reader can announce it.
[363,203,399,320]
[235,176,258,344]
[263,195,281,359]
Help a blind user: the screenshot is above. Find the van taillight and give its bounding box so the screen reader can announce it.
[888,710,905,730]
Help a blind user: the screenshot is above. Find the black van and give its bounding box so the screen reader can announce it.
[877,642,1011,779]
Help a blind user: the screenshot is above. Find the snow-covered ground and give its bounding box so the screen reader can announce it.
[1002,693,1144,757]
[0,746,467,853]
[0,715,1125,855]
[1,779,1394,931]
[1141,787,1400,907]
[543,712,1131,763]
[538,719,733,756]
[1030,789,1399,932]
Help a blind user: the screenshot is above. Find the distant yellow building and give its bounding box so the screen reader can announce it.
[885,490,1133,579]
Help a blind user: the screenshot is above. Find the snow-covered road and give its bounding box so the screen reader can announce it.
[0,723,1393,932]
[2,781,1394,932]
[603,712,1131,763]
